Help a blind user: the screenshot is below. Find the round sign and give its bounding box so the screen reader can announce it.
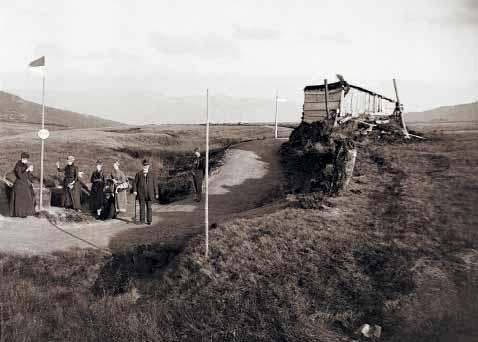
[38,128,50,140]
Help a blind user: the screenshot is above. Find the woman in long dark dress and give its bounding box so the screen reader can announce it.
[56,156,82,210]
[10,152,36,217]
[90,160,105,218]
[100,179,117,220]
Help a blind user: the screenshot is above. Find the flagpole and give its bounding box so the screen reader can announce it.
[205,89,209,259]
[39,75,45,211]
[274,92,279,139]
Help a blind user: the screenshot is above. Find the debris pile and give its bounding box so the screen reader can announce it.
[281,119,357,197]
[281,113,424,205]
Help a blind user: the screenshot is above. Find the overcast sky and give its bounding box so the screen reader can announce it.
[0,0,477,123]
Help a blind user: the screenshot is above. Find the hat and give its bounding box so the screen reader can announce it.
[67,156,75,162]
[194,151,201,158]
[142,159,150,166]
[21,152,30,159]
[96,159,103,165]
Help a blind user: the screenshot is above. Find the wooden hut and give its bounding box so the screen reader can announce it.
[303,81,397,123]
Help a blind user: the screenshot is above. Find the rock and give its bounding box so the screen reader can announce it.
[199,267,213,280]
[355,323,382,339]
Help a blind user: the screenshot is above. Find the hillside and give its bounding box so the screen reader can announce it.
[405,101,478,123]
[1,130,477,341]
[22,89,302,124]
[0,91,125,129]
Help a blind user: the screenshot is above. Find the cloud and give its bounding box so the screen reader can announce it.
[234,26,282,40]
[403,0,478,28]
[150,32,241,58]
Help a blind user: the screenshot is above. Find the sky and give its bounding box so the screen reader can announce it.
[0,0,477,124]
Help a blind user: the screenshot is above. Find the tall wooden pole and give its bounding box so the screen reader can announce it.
[274,92,279,139]
[39,75,45,211]
[393,79,410,138]
[205,89,209,258]
[324,79,329,119]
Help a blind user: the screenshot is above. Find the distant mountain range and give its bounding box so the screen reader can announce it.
[9,89,303,125]
[0,91,125,129]
[2,89,476,127]
[405,101,478,123]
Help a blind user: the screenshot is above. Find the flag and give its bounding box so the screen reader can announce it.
[29,56,45,77]
[29,56,45,67]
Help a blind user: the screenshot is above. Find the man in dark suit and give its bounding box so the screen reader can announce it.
[132,159,159,225]
[191,148,205,202]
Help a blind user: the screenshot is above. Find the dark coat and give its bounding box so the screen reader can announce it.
[193,157,205,176]
[192,157,205,194]
[133,171,158,202]
[90,170,105,211]
[100,182,116,220]
[58,164,81,210]
[10,161,35,217]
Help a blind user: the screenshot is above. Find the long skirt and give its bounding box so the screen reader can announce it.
[101,193,116,220]
[90,185,104,212]
[64,183,82,210]
[10,181,35,217]
[115,190,127,213]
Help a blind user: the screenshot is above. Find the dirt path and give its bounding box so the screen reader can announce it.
[0,138,286,254]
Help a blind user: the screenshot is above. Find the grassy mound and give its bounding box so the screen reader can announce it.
[0,132,477,341]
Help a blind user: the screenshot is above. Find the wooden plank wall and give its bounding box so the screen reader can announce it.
[303,87,396,123]
[303,88,342,123]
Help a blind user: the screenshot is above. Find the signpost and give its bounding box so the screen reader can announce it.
[39,74,46,210]
[274,93,287,139]
[29,56,47,211]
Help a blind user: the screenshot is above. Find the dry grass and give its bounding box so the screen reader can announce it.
[0,132,477,341]
[0,124,270,180]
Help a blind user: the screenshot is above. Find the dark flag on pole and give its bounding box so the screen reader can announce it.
[29,56,46,78]
[29,56,45,67]
[29,55,47,210]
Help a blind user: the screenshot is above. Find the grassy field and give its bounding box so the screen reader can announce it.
[0,127,477,341]
[0,124,273,205]
[0,124,272,178]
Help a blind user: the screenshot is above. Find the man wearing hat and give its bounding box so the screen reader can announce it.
[132,159,159,225]
[191,148,205,202]
[10,152,36,217]
[56,156,82,210]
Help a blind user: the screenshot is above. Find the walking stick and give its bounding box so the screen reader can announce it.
[134,195,137,223]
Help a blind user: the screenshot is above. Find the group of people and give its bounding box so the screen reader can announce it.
[55,156,158,224]
[54,156,131,220]
[8,150,205,225]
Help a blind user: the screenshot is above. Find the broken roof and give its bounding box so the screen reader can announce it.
[304,81,395,103]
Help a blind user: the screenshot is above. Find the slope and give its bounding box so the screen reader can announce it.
[0,90,124,129]
[405,101,478,123]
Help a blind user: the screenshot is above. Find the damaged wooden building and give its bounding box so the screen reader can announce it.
[302,80,398,124]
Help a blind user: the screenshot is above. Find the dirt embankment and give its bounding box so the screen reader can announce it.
[0,126,477,341]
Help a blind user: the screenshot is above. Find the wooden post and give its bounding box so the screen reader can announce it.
[393,79,410,138]
[39,75,45,211]
[205,89,209,258]
[324,79,329,119]
[339,89,345,117]
[274,92,279,139]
